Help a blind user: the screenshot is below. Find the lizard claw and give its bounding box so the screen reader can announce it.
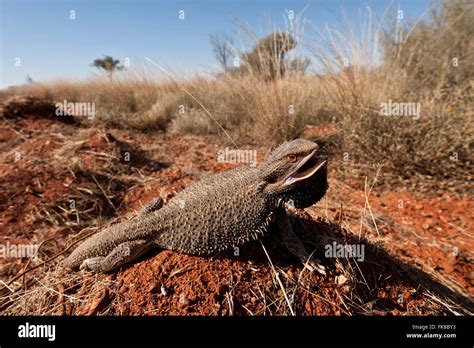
[303,257,327,276]
[79,257,104,273]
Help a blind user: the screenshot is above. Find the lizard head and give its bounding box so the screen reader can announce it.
[257,139,328,208]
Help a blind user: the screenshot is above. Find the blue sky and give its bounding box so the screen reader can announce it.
[1,0,434,88]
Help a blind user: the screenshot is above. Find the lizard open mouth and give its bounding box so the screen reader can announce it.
[283,150,328,186]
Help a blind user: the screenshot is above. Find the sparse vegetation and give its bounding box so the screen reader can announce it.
[1,1,471,192]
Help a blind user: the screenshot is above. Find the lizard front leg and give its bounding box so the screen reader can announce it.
[275,208,327,276]
[80,239,152,273]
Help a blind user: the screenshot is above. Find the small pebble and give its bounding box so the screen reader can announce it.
[147,281,160,294]
[179,294,189,306]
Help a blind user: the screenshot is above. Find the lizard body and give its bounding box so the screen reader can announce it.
[62,139,328,274]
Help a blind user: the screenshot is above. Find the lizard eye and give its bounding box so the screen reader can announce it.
[287,154,297,163]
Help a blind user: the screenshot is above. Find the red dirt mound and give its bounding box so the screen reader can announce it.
[1,96,472,315]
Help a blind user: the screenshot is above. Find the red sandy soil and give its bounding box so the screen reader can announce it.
[0,96,472,315]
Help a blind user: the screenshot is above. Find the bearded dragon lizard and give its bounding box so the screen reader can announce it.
[62,139,329,275]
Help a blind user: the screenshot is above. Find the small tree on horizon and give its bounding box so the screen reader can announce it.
[90,55,125,79]
[234,32,299,80]
[25,75,34,84]
[209,33,234,72]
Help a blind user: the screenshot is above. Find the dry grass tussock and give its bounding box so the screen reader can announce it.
[1,2,471,192]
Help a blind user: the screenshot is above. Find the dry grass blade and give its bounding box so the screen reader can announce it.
[259,241,295,316]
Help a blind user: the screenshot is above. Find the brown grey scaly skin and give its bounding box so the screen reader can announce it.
[62,139,329,274]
